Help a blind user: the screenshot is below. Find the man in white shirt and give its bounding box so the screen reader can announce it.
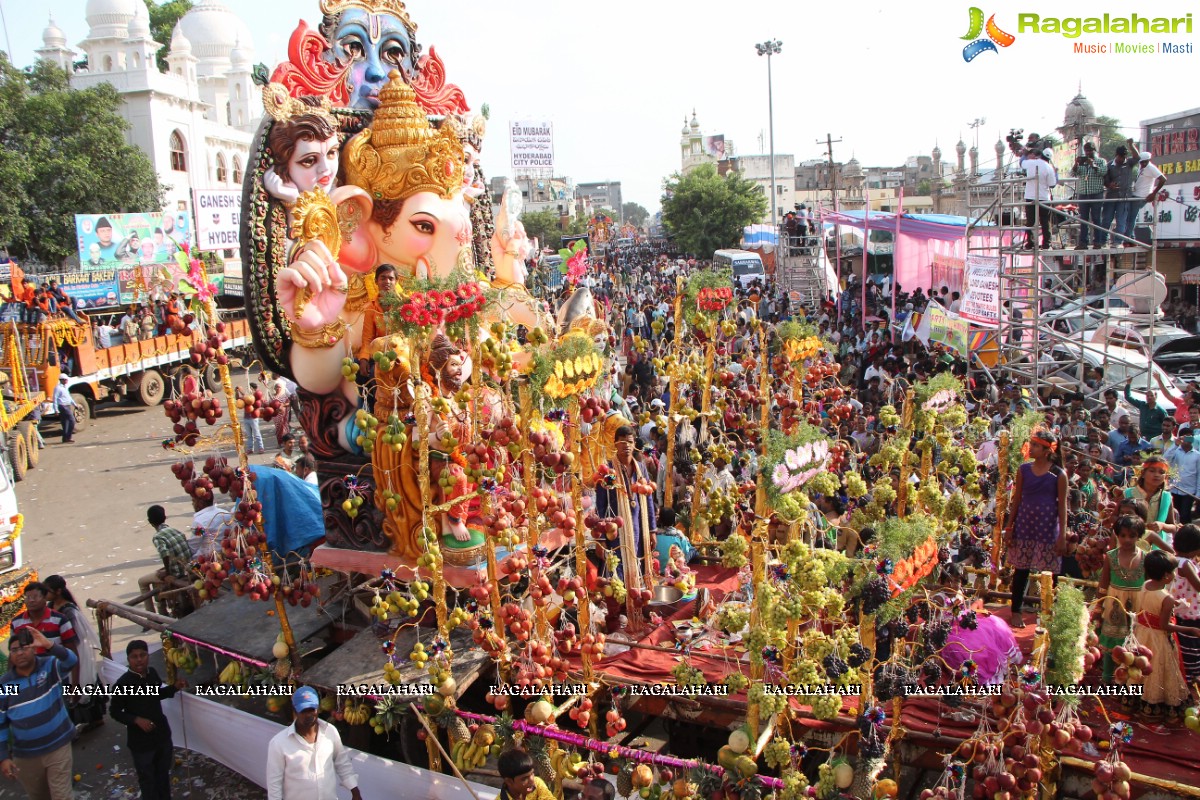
[1129,142,1165,238]
[191,495,233,557]
[266,687,362,800]
[1021,148,1057,249]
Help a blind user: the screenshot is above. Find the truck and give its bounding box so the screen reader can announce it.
[0,322,47,481]
[0,313,253,441]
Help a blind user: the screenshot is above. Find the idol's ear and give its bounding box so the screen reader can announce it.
[332,186,376,272]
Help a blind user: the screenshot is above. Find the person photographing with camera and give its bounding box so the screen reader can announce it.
[1016,141,1058,250]
[1071,141,1107,248]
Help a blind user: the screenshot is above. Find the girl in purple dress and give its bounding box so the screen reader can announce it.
[1003,430,1068,627]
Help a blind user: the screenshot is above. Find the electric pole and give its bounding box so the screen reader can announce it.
[817,134,843,205]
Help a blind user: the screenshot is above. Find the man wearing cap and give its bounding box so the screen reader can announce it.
[93,216,117,260]
[110,640,185,800]
[266,687,361,800]
[1020,147,1057,249]
[1071,142,1108,248]
[1128,139,1166,239]
[1102,144,1138,243]
[51,375,76,444]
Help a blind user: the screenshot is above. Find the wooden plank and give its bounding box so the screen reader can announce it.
[166,578,344,664]
[301,625,491,696]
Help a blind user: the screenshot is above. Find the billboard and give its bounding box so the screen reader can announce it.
[1144,111,1200,187]
[509,121,554,173]
[959,254,1001,327]
[193,191,242,251]
[703,135,726,160]
[75,211,191,271]
[57,270,121,309]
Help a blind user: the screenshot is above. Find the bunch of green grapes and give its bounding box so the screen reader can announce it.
[943,492,968,523]
[764,737,793,770]
[671,661,707,688]
[941,405,967,430]
[719,533,748,568]
[962,472,982,499]
[917,480,946,515]
[816,762,836,800]
[870,443,903,471]
[817,588,846,617]
[780,768,810,800]
[955,446,978,472]
[849,508,876,530]
[715,606,750,634]
[775,493,807,524]
[700,488,737,524]
[844,472,868,499]
[836,667,862,691]
[878,405,901,428]
[806,471,840,497]
[794,560,827,592]
[801,629,835,661]
[871,481,897,507]
[747,683,788,717]
[788,657,821,687]
[723,672,750,692]
[811,694,843,721]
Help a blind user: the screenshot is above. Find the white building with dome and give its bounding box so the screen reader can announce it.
[34,0,261,251]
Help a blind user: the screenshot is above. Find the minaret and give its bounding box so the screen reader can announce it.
[166,23,197,85]
[995,138,1005,173]
[35,16,75,72]
[968,145,979,176]
[125,2,158,74]
[228,38,256,131]
[955,138,966,175]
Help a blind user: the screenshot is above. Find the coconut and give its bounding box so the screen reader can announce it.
[527,700,553,724]
[834,763,855,789]
[728,729,751,754]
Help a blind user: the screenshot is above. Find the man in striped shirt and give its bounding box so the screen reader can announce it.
[0,627,77,800]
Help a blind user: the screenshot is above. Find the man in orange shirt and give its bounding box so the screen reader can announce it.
[356,264,397,378]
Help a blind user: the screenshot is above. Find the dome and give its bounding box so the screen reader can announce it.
[1063,91,1095,130]
[955,139,966,154]
[690,111,700,131]
[85,0,137,39]
[230,37,251,69]
[169,23,192,55]
[932,144,942,159]
[127,0,151,40]
[177,0,254,65]
[42,16,67,48]
[995,138,1005,155]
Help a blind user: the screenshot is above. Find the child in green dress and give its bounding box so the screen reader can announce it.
[1097,514,1146,683]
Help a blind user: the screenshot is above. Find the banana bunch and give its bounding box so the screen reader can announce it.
[551,747,583,779]
[452,723,499,773]
[342,701,372,726]
[218,660,245,686]
[367,695,405,736]
[166,644,199,673]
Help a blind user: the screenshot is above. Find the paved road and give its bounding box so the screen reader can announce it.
[14,394,272,799]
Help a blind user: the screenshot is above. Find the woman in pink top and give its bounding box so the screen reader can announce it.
[1169,524,1200,683]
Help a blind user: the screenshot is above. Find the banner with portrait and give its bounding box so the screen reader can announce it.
[703,135,726,160]
[56,270,121,309]
[74,211,192,272]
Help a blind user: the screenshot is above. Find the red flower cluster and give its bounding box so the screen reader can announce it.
[399,282,485,327]
[697,286,733,312]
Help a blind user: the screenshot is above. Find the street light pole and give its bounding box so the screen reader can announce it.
[755,40,782,228]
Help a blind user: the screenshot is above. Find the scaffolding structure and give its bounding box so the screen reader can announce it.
[966,157,1163,403]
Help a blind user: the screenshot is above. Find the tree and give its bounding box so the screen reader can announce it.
[145,0,193,72]
[519,209,564,250]
[622,202,650,228]
[1094,115,1127,159]
[0,56,164,265]
[659,164,768,257]
[915,179,932,196]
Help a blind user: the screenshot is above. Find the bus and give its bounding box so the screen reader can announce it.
[713,249,766,288]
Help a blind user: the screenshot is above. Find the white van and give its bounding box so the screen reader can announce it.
[0,456,22,573]
[713,249,766,288]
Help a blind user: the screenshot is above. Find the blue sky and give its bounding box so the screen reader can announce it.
[3,1,1197,210]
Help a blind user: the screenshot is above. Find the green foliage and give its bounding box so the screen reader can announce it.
[0,57,164,264]
[874,512,938,565]
[1007,410,1044,472]
[777,320,818,342]
[518,210,562,250]
[660,163,768,257]
[1094,115,1127,160]
[1046,584,1087,688]
[621,201,650,228]
[145,0,194,72]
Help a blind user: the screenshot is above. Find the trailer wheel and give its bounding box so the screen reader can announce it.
[202,362,223,393]
[17,421,38,470]
[70,393,91,431]
[8,431,27,482]
[138,369,166,406]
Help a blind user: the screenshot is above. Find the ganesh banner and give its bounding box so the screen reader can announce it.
[959,254,1001,327]
[509,121,554,174]
[75,211,191,271]
[918,304,970,356]
[193,191,242,251]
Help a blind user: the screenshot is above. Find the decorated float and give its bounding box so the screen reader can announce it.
[84,1,1200,798]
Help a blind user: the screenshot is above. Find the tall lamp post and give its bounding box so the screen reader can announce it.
[755,39,783,229]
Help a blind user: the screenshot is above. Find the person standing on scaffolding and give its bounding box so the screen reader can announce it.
[1072,141,1107,249]
[1021,147,1057,249]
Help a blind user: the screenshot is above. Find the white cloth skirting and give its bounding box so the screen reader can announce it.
[98,657,496,800]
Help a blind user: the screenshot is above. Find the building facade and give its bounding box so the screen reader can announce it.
[36,0,261,261]
[575,182,623,219]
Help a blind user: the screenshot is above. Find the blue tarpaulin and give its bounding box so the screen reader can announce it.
[249,465,324,558]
